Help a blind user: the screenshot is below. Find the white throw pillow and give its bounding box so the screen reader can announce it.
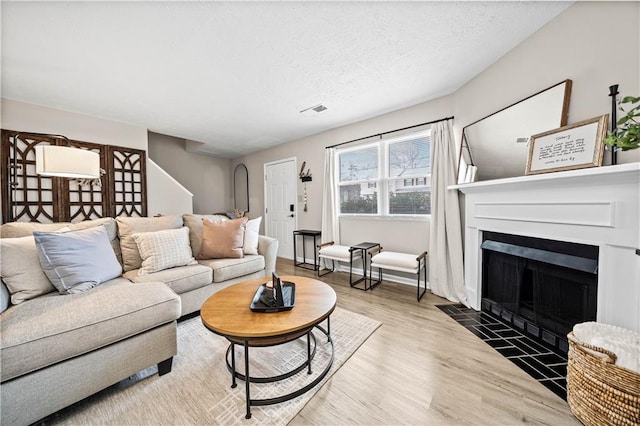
[243,217,262,255]
[132,227,197,275]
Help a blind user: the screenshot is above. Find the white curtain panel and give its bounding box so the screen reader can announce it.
[321,147,340,253]
[428,119,468,305]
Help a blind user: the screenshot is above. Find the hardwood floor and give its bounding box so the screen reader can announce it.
[277,258,580,425]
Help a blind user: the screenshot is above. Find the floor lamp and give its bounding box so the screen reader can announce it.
[8,132,101,222]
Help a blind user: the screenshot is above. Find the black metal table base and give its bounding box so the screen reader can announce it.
[225,320,334,419]
[349,243,381,291]
[293,230,321,271]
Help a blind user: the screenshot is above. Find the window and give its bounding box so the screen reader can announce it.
[338,146,378,214]
[337,130,431,216]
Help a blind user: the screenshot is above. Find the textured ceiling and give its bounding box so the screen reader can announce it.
[1,1,572,158]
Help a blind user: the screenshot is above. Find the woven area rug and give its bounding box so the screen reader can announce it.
[49,306,380,425]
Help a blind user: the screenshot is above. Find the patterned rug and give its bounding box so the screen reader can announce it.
[48,307,381,425]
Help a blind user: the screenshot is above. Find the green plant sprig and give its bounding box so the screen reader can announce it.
[604,96,640,151]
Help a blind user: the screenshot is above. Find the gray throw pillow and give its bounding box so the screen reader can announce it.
[34,225,123,294]
[0,280,10,313]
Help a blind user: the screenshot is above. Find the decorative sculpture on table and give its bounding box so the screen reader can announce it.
[250,272,295,312]
[259,272,284,307]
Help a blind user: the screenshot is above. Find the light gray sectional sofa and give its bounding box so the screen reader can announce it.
[0,214,278,426]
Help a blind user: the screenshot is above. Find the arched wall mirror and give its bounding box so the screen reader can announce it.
[234,164,249,212]
[457,79,572,184]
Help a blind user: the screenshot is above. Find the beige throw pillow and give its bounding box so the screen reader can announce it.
[0,236,56,304]
[198,217,248,259]
[132,227,197,275]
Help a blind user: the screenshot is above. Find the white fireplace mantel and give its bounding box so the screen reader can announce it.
[450,163,640,333]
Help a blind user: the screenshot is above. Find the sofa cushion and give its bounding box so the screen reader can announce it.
[244,216,262,255]
[0,236,56,304]
[182,214,228,257]
[0,278,180,382]
[34,226,123,294]
[0,221,72,238]
[198,217,248,260]
[124,264,212,295]
[116,216,183,272]
[198,255,265,283]
[132,227,197,275]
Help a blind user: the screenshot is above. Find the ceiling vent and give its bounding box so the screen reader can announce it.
[300,104,328,115]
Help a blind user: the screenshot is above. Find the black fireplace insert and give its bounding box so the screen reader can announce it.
[481,231,598,352]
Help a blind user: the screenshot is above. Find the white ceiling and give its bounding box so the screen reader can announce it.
[1,1,572,158]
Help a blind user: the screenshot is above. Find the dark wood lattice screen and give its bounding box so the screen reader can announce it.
[1,129,147,223]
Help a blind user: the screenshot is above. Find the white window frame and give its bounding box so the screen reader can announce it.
[336,129,431,218]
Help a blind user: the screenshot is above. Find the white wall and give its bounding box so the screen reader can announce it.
[0,99,194,219]
[1,98,147,150]
[147,159,193,216]
[453,1,640,166]
[147,131,232,214]
[234,95,453,254]
[235,1,640,257]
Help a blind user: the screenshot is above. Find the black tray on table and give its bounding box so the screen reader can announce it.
[250,282,296,312]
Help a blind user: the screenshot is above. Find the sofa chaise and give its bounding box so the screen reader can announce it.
[0,214,278,425]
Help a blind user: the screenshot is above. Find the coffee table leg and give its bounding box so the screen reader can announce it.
[244,340,251,419]
[307,332,312,374]
[327,316,331,342]
[230,343,237,388]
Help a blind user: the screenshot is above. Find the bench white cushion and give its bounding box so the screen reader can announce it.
[319,245,361,261]
[371,251,419,273]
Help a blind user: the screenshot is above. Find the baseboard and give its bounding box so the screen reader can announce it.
[305,257,430,289]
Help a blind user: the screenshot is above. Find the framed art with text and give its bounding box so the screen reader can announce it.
[525,115,608,175]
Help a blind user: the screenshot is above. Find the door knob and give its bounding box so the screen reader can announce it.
[288,214,294,218]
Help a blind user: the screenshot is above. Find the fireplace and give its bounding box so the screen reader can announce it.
[480,231,598,352]
[453,163,640,335]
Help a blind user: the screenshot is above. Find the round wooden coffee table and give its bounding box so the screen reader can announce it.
[201,276,336,419]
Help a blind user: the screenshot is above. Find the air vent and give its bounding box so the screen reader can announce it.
[300,104,328,115]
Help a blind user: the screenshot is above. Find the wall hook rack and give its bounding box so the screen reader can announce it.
[299,161,312,181]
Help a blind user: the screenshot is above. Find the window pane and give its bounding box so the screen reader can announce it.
[388,136,430,177]
[339,147,378,182]
[340,184,377,214]
[388,178,430,214]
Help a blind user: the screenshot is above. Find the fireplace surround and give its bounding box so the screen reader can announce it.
[452,163,640,335]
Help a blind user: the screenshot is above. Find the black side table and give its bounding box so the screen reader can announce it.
[349,242,381,291]
[293,230,321,271]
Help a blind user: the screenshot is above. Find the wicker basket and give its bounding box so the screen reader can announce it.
[567,332,640,425]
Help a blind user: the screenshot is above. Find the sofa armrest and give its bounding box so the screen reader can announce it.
[257,235,279,277]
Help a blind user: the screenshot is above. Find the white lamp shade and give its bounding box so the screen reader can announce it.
[35,145,100,179]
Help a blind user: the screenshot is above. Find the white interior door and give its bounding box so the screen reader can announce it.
[264,158,297,259]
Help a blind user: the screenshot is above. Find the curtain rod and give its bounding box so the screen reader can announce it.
[325,115,454,149]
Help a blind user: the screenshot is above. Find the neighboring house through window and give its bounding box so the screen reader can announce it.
[337,129,431,216]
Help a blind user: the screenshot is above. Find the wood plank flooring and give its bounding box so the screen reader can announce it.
[277,258,579,425]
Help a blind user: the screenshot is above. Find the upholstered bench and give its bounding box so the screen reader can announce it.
[317,242,362,281]
[370,250,428,301]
